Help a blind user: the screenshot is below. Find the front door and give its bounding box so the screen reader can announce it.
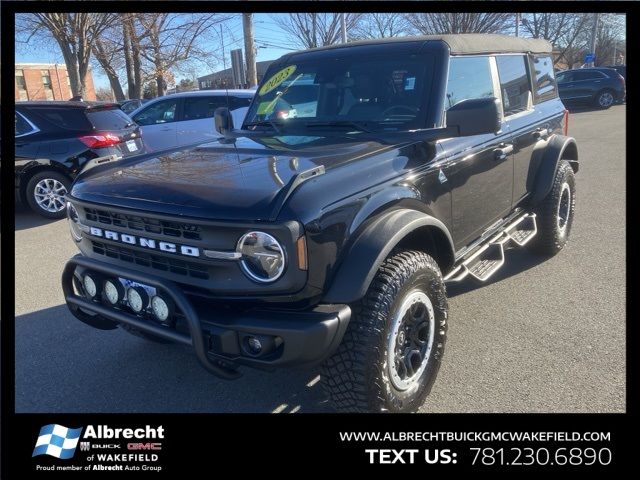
[440,55,514,250]
[132,98,180,153]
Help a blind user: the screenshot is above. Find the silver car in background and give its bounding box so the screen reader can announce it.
[129,90,254,152]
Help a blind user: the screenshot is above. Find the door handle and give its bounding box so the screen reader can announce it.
[532,127,549,139]
[493,144,513,161]
[160,127,173,131]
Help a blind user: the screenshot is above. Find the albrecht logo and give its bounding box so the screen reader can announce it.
[32,425,83,459]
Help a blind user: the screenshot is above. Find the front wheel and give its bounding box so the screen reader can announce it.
[25,170,71,219]
[322,250,448,413]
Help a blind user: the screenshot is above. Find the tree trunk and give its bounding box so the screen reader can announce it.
[122,14,135,99]
[156,75,165,97]
[57,41,83,98]
[93,40,126,101]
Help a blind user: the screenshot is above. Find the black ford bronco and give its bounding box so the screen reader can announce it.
[62,34,578,413]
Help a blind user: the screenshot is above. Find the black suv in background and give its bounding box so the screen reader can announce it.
[62,34,578,412]
[556,67,625,109]
[15,102,145,218]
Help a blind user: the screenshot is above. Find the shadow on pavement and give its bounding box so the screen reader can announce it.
[15,304,331,413]
[15,204,62,231]
[447,247,549,298]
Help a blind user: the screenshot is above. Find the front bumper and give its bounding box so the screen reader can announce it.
[62,255,351,379]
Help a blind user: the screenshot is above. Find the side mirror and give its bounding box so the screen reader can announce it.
[214,107,233,135]
[446,97,502,136]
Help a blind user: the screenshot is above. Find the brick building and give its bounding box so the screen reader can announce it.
[15,63,97,102]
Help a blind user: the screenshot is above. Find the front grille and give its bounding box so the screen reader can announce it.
[91,240,209,280]
[84,207,201,241]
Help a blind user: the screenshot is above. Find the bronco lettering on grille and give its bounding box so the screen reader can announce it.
[88,227,200,257]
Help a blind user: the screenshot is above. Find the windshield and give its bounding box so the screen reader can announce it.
[244,53,434,132]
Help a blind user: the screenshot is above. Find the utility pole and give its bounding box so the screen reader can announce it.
[515,13,520,37]
[220,24,227,71]
[243,13,257,87]
[341,13,347,43]
[312,14,317,48]
[589,13,599,67]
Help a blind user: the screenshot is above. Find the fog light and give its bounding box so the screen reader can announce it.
[150,295,174,323]
[126,287,148,313]
[247,336,262,355]
[83,274,99,299]
[103,279,124,305]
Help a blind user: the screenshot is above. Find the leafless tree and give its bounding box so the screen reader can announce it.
[272,13,363,49]
[95,87,114,102]
[521,13,591,66]
[17,13,116,98]
[351,13,412,40]
[407,13,514,35]
[137,13,229,96]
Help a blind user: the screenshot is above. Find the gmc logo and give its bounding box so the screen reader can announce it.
[88,226,199,257]
[127,443,162,451]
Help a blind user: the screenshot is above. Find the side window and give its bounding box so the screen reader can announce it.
[572,71,605,82]
[556,71,571,83]
[445,56,494,109]
[133,100,178,126]
[15,112,37,137]
[228,96,253,110]
[495,55,531,116]
[531,55,557,101]
[182,96,226,120]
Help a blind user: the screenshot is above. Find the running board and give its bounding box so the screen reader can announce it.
[444,213,537,283]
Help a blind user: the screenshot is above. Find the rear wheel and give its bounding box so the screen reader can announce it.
[25,170,71,219]
[528,160,576,256]
[322,250,448,413]
[594,89,615,109]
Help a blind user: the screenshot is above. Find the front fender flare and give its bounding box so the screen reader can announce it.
[322,209,454,304]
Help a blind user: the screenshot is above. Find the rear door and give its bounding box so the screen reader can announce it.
[440,56,515,249]
[131,98,180,152]
[177,95,227,146]
[570,70,607,99]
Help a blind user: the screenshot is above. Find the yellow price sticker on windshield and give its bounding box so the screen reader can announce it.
[259,65,297,96]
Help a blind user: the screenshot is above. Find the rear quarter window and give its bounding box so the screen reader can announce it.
[87,108,134,130]
[27,108,92,131]
[531,55,558,103]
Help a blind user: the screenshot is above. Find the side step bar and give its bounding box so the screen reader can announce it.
[444,213,537,283]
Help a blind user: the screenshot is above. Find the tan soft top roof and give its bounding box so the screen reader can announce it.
[295,34,552,55]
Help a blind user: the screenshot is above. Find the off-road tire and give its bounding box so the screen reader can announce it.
[25,170,71,219]
[528,160,576,256]
[321,250,448,413]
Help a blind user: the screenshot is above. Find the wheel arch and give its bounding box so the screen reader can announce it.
[322,209,455,304]
[530,135,579,206]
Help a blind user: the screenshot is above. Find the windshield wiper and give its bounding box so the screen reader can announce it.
[305,120,371,133]
[244,119,283,134]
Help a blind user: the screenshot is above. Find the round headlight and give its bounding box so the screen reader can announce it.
[127,287,149,313]
[236,231,286,283]
[103,279,124,305]
[67,202,82,242]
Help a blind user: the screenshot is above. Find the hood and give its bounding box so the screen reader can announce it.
[70,134,398,221]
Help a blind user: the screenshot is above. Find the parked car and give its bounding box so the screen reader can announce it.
[15,101,145,218]
[119,99,149,114]
[128,90,254,152]
[62,34,578,412]
[556,67,625,109]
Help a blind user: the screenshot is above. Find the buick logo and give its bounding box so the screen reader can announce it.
[87,227,200,257]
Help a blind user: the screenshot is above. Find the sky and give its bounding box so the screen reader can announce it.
[14,13,297,92]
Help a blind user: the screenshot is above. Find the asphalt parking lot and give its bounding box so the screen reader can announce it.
[14,105,626,413]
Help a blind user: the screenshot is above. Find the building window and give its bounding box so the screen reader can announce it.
[16,69,28,100]
[41,70,54,100]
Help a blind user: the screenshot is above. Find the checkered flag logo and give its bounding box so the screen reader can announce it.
[32,424,83,459]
